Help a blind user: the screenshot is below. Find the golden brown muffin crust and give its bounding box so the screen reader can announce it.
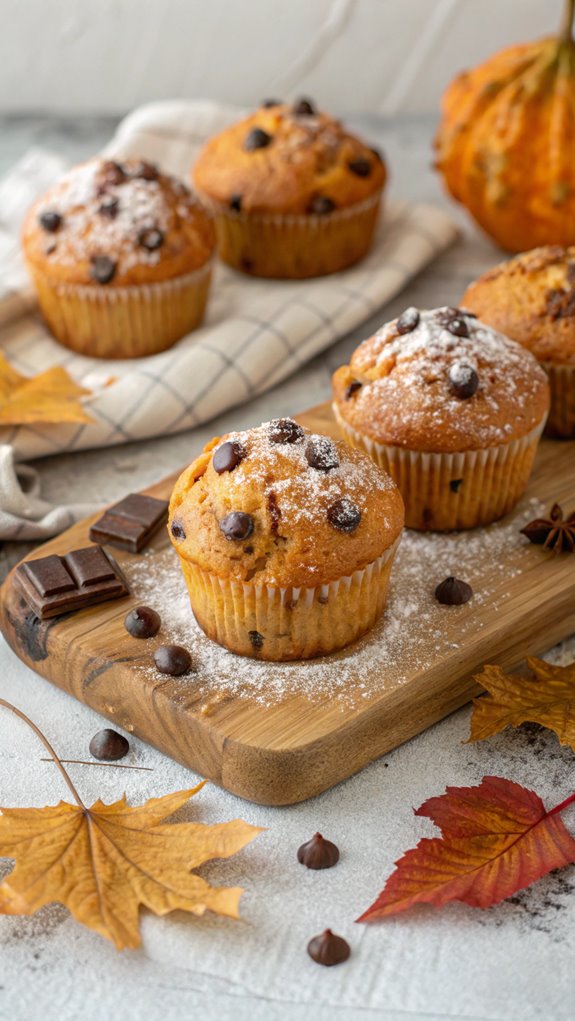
[193,99,386,215]
[169,420,404,589]
[333,306,550,453]
[461,246,575,366]
[22,157,215,287]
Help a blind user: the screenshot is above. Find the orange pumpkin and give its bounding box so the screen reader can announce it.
[435,0,575,252]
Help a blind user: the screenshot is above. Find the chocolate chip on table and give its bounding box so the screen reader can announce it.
[345,380,362,399]
[89,728,130,761]
[138,227,164,251]
[268,418,305,444]
[213,440,246,474]
[396,307,420,334]
[229,194,242,212]
[262,98,281,107]
[244,128,272,151]
[38,210,62,233]
[131,160,159,181]
[125,605,161,639]
[297,832,340,870]
[305,436,339,471]
[170,520,186,540]
[450,478,463,493]
[327,498,361,533]
[307,930,350,967]
[435,576,473,605]
[220,511,254,541]
[90,255,117,285]
[293,97,316,116]
[154,644,192,676]
[348,158,371,177]
[448,363,479,399]
[248,630,264,649]
[307,195,336,215]
[98,197,119,219]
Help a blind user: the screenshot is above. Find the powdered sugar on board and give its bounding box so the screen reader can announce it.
[125,496,545,709]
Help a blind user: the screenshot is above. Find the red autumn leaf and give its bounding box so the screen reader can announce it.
[357,776,575,922]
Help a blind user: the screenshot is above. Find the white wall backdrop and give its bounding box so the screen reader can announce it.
[0,0,566,116]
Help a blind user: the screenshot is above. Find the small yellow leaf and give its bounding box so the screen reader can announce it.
[0,353,93,425]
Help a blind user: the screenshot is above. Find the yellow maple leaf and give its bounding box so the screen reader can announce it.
[0,352,93,425]
[0,781,262,950]
[469,658,575,749]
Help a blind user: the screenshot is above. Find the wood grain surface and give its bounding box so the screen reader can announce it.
[1,402,574,806]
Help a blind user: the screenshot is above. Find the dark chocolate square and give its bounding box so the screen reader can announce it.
[110,493,167,527]
[89,492,168,553]
[15,546,129,619]
[22,555,76,597]
[64,546,117,588]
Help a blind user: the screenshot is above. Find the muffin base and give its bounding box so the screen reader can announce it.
[333,405,546,531]
[198,192,382,279]
[544,363,575,439]
[176,539,399,661]
[26,261,213,359]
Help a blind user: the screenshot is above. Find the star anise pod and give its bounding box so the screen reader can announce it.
[520,503,575,553]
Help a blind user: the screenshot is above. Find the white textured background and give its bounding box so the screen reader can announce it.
[0,0,565,116]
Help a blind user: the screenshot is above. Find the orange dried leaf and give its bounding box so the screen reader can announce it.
[358,776,575,921]
[0,353,93,425]
[469,658,575,749]
[0,781,262,950]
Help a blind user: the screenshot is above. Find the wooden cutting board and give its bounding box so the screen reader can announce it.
[1,402,574,806]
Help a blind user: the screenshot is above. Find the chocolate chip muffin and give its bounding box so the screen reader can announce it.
[192,98,386,278]
[22,157,215,359]
[168,418,404,660]
[461,247,575,437]
[332,306,550,530]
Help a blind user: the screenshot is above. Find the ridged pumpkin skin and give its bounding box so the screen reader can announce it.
[435,35,575,252]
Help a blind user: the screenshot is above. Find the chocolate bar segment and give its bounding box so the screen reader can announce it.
[89,492,169,553]
[15,546,129,619]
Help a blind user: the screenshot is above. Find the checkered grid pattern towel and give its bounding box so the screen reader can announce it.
[0,100,458,540]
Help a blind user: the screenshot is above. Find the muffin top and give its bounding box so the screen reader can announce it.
[461,246,575,366]
[193,98,386,216]
[169,418,404,589]
[22,157,215,287]
[332,306,550,453]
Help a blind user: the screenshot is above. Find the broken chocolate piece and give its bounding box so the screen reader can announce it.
[89,493,169,553]
[15,546,128,619]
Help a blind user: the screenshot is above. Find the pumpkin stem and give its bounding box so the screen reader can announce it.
[561,0,575,41]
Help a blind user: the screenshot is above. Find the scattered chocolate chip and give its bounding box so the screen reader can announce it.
[244,128,272,151]
[220,511,254,541]
[297,832,340,870]
[345,380,362,399]
[262,98,281,107]
[89,728,129,761]
[308,195,336,215]
[100,160,127,186]
[445,316,470,338]
[268,418,305,444]
[229,194,242,212]
[293,98,316,116]
[154,644,192,676]
[213,440,246,474]
[138,227,164,251]
[39,210,62,233]
[170,521,186,540]
[125,605,161,639]
[448,363,479,399]
[397,307,420,334]
[307,929,350,967]
[90,255,117,285]
[327,498,361,533]
[131,160,159,181]
[98,196,119,219]
[306,436,339,471]
[435,576,473,605]
[450,478,463,493]
[248,630,264,649]
[348,158,371,177]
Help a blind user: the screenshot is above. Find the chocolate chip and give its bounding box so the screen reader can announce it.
[90,255,117,285]
[170,521,186,541]
[89,729,129,761]
[98,197,119,219]
[138,227,164,251]
[125,605,161,639]
[154,644,192,676]
[445,316,470,338]
[244,128,272,151]
[293,98,316,116]
[397,307,420,334]
[448,363,479,399]
[308,195,336,215]
[100,160,127,186]
[348,158,371,177]
[267,491,282,535]
[307,930,350,967]
[220,512,254,541]
[435,576,473,605]
[306,436,339,471]
[262,98,281,107]
[213,440,246,474]
[39,210,62,233]
[248,630,264,649]
[229,194,242,212]
[297,832,340,870]
[450,478,463,493]
[131,160,159,181]
[327,498,361,533]
[345,380,362,399]
[268,418,305,444]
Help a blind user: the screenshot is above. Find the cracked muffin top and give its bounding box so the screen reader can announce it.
[461,246,575,366]
[168,418,404,589]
